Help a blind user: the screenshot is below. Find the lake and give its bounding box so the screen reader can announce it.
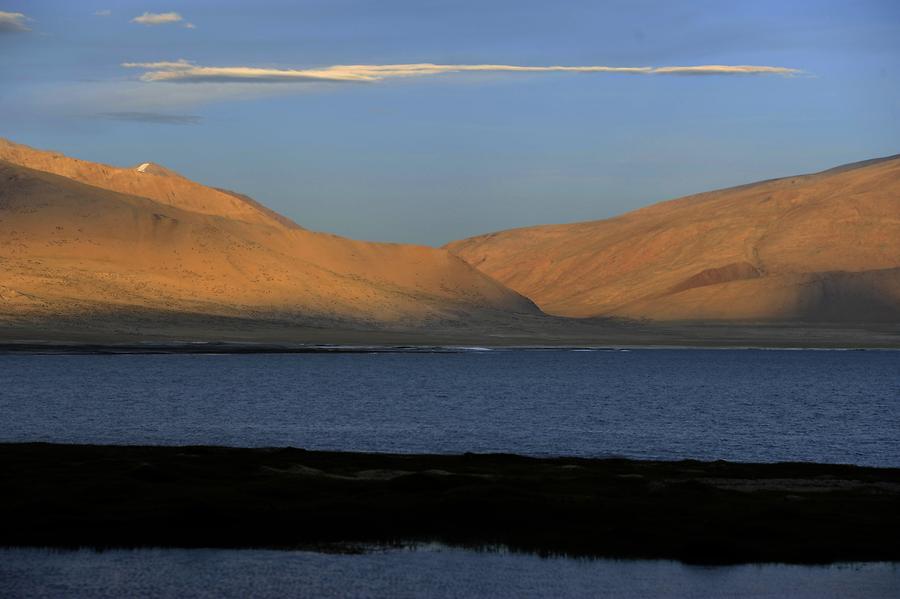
[1,349,898,465]
[1,546,897,599]
[3,348,899,598]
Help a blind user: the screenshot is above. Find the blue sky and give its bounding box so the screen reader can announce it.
[1,1,898,245]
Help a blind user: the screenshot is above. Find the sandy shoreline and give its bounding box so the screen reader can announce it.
[0,342,897,355]
[2,311,899,350]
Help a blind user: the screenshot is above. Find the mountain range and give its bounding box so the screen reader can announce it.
[1,138,898,345]
[448,155,900,322]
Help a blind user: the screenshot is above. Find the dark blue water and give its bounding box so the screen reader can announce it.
[3,349,898,596]
[2,349,898,465]
[2,546,897,599]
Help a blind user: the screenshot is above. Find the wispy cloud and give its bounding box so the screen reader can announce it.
[0,11,30,33]
[94,9,112,17]
[122,59,196,70]
[122,61,804,84]
[32,80,298,116]
[131,12,184,26]
[98,111,201,125]
[42,61,803,119]
[651,65,800,76]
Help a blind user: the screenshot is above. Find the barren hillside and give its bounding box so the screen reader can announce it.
[0,139,539,332]
[447,156,900,322]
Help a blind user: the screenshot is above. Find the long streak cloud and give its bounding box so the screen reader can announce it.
[131,12,183,25]
[122,61,803,84]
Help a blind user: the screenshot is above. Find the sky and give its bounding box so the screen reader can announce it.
[1,1,898,245]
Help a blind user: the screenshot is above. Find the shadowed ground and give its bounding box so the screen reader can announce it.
[2,307,900,348]
[2,443,898,564]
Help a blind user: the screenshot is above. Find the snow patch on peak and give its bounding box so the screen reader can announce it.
[133,162,180,177]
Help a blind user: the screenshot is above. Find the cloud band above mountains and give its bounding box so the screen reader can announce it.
[122,60,804,84]
[131,12,183,25]
[99,111,202,125]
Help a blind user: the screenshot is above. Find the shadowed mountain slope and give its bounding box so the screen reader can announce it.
[0,140,539,330]
[446,156,900,322]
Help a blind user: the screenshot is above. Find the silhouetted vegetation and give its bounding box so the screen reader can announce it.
[2,443,898,564]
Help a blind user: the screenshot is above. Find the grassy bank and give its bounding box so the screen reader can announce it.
[2,443,898,564]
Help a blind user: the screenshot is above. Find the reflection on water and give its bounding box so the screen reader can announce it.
[1,546,897,599]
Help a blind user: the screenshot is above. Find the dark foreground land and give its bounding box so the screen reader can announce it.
[2,444,899,564]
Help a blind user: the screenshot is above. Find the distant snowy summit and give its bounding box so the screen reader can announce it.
[134,162,178,177]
